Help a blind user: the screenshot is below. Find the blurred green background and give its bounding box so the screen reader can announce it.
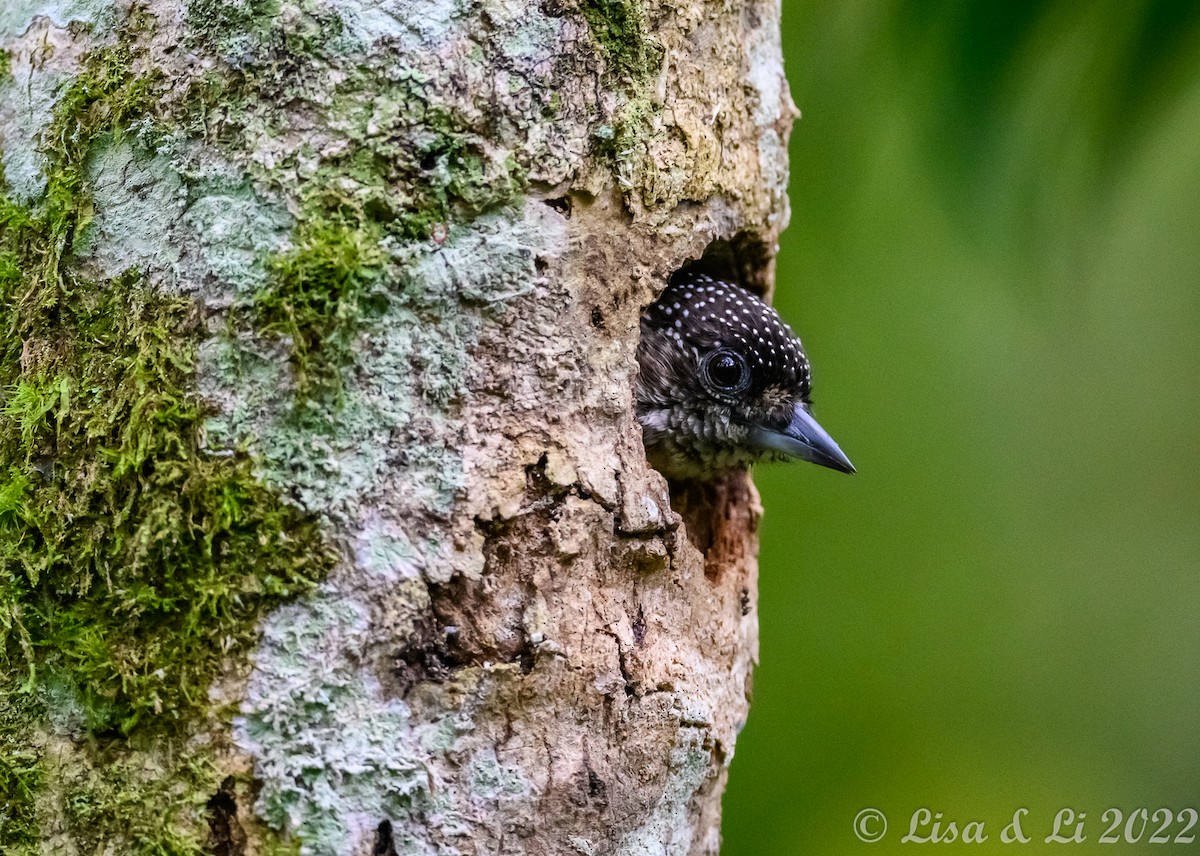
[721,1,1200,853]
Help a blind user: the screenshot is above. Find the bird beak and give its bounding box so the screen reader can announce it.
[749,403,856,474]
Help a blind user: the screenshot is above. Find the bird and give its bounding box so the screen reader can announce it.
[635,273,854,480]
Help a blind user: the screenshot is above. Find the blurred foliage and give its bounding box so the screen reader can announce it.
[722,1,1200,853]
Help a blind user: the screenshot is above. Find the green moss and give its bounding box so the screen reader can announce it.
[578,0,664,84]
[242,109,525,401]
[593,93,657,197]
[39,42,163,239]
[0,20,338,852]
[251,217,385,397]
[0,28,335,737]
[598,94,654,156]
[0,689,42,848]
[59,740,214,856]
[0,242,333,735]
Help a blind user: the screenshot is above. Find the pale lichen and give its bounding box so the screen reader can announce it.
[0,0,112,40]
[74,141,186,277]
[615,732,715,855]
[0,62,71,202]
[227,206,562,851]
[181,175,294,300]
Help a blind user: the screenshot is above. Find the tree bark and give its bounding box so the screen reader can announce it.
[0,0,794,852]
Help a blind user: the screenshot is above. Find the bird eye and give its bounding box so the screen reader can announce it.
[703,349,750,394]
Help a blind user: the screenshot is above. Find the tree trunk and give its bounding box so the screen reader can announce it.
[0,0,794,852]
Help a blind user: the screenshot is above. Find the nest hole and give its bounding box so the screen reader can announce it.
[648,231,774,575]
[670,231,774,298]
[667,471,757,580]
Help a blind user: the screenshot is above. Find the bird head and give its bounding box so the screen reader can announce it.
[635,274,854,480]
